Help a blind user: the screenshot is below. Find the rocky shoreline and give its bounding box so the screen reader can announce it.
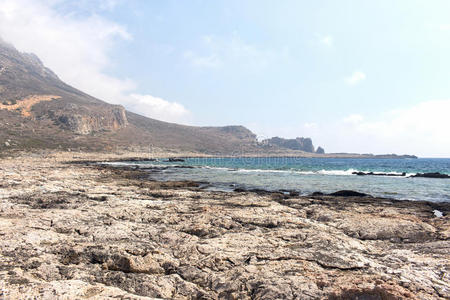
[0,152,449,299]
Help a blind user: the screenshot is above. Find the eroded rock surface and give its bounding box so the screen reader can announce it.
[0,152,449,299]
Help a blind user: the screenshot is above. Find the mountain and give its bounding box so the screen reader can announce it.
[0,39,265,154]
[262,137,325,153]
[0,39,420,158]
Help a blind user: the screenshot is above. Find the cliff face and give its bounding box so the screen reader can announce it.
[56,105,128,135]
[263,137,320,153]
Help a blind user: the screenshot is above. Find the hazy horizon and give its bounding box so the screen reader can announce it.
[0,0,449,157]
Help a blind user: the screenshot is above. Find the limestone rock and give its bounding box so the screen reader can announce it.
[0,152,448,299]
[56,105,128,135]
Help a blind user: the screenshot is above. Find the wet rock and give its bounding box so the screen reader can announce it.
[411,172,450,179]
[353,171,406,177]
[167,158,185,162]
[329,190,371,197]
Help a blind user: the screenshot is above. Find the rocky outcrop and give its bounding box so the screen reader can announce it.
[263,137,316,152]
[316,146,325,154]
[56,105,128,135]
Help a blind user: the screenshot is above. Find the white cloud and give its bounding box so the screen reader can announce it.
[343,114,364,124]
[249,101,450,157]
[333,100,450,157]
[319,35,333,46]
[183,51,222,68]
[126,94,191,123]
[0,0,190,123]
[345,71,366,85]
[303,122,318,129]
[184,34,288,69]
[352,100,450,139]
[439,24,450,31]
[55,0,124,13]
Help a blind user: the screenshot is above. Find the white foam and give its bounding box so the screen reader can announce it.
[233,168,359,176]
[235,168,288,173]
[204,166,232,171]
[316,169,358,176]
[103,162,417,179]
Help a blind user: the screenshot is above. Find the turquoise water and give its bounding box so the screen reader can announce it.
[109,157,450,202]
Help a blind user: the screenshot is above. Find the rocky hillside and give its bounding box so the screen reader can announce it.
[0,39,264,154]
[0,39,128,135]
[0,38,333,156]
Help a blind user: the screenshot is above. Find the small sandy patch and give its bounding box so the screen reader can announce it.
[0,95,61,117]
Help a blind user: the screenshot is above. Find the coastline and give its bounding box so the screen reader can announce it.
[0,148,419,161]
[0,152,448,299]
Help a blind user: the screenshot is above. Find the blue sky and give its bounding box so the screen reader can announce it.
[0,0,450,156]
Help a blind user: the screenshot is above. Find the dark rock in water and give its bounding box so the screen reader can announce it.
[310,190,370,197]
[234,188,247,193]
[311,192,325,196]
[411,172,450,179]
[166,158,185,162]
[352,171,373,176]
[353,171,406,177]
[126,158,157,162]
[329,190,371,197]
[316,146,325,154]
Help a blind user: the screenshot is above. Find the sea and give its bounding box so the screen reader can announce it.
[105,157,450,203]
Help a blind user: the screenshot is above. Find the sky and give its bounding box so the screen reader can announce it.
[0,0,449,157]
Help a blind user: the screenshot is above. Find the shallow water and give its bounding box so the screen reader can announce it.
[107,157,450,202]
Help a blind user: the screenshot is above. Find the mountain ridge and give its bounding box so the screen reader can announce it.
[0,39,291,154]
[0,39,417,158]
